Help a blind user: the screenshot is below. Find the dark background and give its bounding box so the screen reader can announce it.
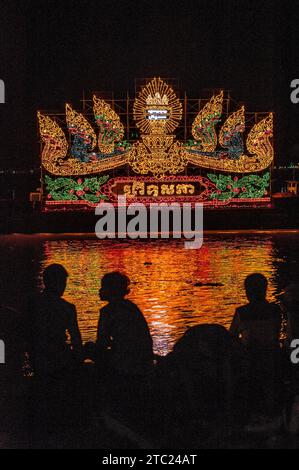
[0,0,298,173]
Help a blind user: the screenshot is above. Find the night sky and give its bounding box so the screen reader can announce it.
[0,0,298,171]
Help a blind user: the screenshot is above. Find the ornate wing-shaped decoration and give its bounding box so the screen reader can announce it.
[38,109,129,176]
[219,107,245,147]
[245,113,273,171]
[93,96,125,154]
[38,112,68,174]
[186,113,273,173]
[66,104,97,162]
[38,80,274,178]
[218,107,245,160]
[191,91,223,152]
[66,103,97,150]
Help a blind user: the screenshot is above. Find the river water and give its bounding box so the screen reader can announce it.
[1,231,299,355]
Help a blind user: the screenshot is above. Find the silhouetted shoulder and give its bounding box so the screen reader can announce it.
[122,299,146,316]
[28,292,78,335]
[35,292,75,311]
[58,297,77,315]
[101,299,145,320]
[236,301,281,322]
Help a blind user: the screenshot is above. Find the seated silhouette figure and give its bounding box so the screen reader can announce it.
[153,324,248,446]
[230,273,281,348]
[92,272,154,377]
[230,273,282,417]
[27,264,82,377]
[83,272,154,427]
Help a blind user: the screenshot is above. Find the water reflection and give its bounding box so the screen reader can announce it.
[2,233,298,355]
[38,236,278,355]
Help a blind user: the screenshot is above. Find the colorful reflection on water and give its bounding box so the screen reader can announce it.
[39,235,279,355]
[2,232,298,355]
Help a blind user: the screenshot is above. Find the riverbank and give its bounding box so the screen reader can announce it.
[1,364,298,450]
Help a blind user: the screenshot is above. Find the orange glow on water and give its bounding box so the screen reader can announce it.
[39,237,277,355]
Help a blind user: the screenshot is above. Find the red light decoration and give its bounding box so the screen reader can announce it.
[38,78,273,211]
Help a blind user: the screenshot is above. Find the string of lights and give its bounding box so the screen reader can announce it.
[37,77,274,209]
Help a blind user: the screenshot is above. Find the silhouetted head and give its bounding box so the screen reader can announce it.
[173,324,233,362]
[244,273,268,302]
[43,264,68,297]
[99,272,130,302]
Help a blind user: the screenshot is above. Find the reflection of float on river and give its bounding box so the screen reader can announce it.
[41,236,276,355]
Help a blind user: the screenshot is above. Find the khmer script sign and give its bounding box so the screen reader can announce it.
[100,176,216,204]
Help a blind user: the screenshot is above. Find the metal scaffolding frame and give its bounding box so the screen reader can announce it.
[38,79,274,194]
[39,77,272,146]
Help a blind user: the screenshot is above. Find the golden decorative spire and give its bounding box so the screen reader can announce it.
[134,77,182,134]
[146,92,169,106]
[219,106,245,148]
[65,103,97,150]
[38,82,274,177]
[192,91,223,152]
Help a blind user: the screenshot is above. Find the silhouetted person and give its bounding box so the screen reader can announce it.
[153,324,248,447]
[96,272,153,377]
[230,273,282,417]
[87,272,154,426]
[230,273,281,349]
[27,264,82,377]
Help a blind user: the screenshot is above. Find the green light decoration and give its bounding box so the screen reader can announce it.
[45,175,110,203]
[208,172,270,201]
[95,114,122,145]
[194,112,222,146]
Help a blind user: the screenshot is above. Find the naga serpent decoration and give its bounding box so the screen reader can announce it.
[38,77,273,177]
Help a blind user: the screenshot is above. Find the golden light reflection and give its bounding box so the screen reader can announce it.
[39,236,277,355]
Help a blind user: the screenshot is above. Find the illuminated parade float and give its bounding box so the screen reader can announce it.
[38,78,274,211]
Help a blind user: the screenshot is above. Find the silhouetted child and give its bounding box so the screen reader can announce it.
[92,272,154,426]
[27,264,82,377]
[230,273,281,349]
[230,273,282,418]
